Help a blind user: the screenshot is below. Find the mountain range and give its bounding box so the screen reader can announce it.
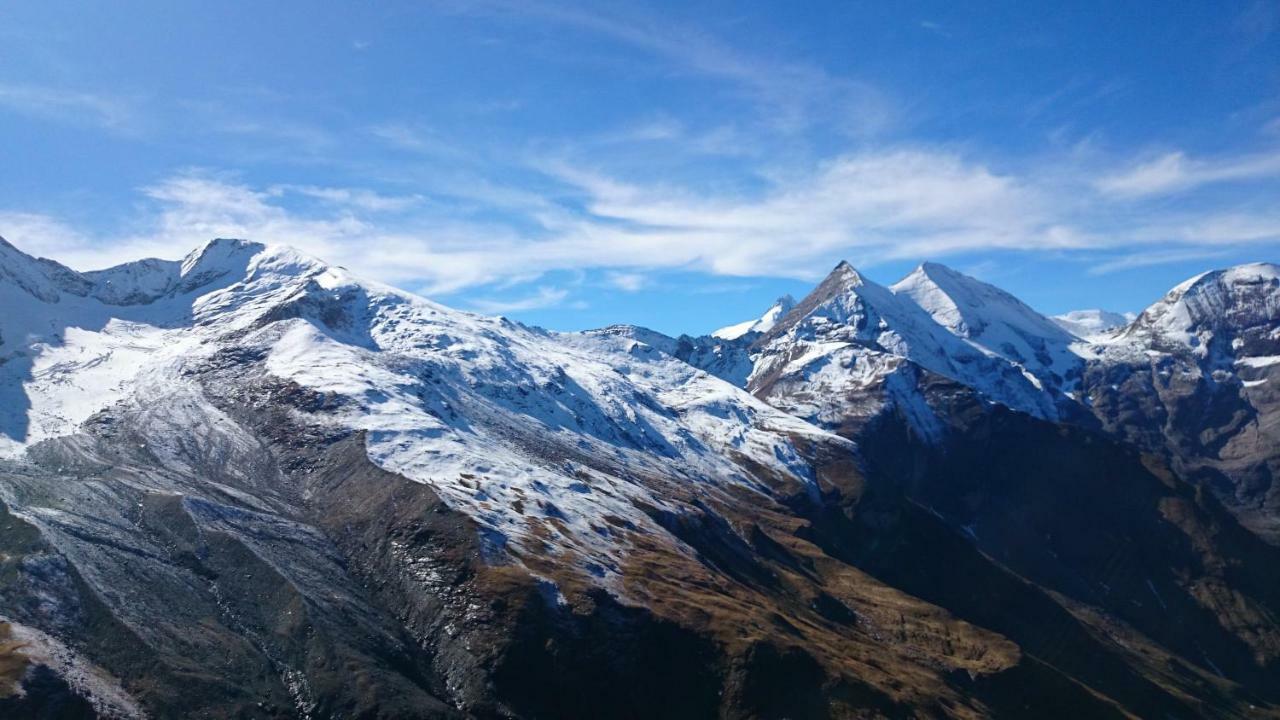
[1,235,1278,719]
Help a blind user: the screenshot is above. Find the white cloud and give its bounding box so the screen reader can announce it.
[274,185,423,212]
[1088,248,1236,275]
[467,286,570,312]
[1096,149,1280,197]
[444,0,892,136]
[0,83,137,132]
[606,272,647,292]
[3,144,1277,301]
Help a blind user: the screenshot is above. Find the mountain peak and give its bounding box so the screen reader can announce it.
[711,294,797,340]
[1126,262,1280,358]
[890,261,1081,391]
[914,260,959,277]
[829,260,867,287]
[180,238,268,277]
[894,262,1071,337]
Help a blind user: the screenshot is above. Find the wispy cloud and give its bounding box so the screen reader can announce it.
[468,286,570,312]
[606,271,647,292]
[919,20,951,37]
[0,212,93,260]
[444,0,892,136]
[368,123,471,159]
[1088,247,1236,275]
[0,83,138,132]
[1096,149,1280,197]
[3,145,1277,303]
[273,185,423,212]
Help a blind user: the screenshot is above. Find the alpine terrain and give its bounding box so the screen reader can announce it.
[1,235,1279,719]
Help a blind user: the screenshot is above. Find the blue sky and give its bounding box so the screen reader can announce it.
[1,1,1277,335]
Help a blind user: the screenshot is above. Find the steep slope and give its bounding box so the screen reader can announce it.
[821,377,1280,718]
[746,262,1062,435]
[1081,263,1280,540]
[892,262,1083,398]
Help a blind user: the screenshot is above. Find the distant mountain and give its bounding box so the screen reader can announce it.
[706,258,1280,539]
[1052,308,1136,340]
[711,294,794,339]
[2,235,1279,718]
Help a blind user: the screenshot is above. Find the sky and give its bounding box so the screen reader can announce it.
[0,1,1277,336]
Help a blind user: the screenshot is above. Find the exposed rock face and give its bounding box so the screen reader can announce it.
[1077,264,1280,539]
[0,237,1278,717]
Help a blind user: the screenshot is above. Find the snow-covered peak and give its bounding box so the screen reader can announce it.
[1052,309,1135,340]
[760,261,900,339]
[711,294,796,340]
[750,260,1061,421]
[84,258,182,305]
[1120,262,1280,363]
[891,262,1082,387]
[1137,262,1279,333]
[893,263,1073,344]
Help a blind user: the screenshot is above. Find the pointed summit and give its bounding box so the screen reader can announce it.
[894,261,1073,341]
[892,261,1079,382]
[828,260,867,288]
[711,294,797,340]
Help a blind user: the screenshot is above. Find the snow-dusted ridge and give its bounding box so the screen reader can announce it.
[704,258,1279,437]
[1118,262,1280,357]
[3,235,1276,577]
[0,236,850,585]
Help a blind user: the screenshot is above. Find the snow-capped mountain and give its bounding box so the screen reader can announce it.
[697,257,1280,540]
[739,261,1069,431]
[2,236,1279,719]
[1076,262,1280,538]
[891,262,1082,393]
[711,294,795,340]
[0,237,841,576]
[1052,309,1135,340]
[1114,262,1280,362]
